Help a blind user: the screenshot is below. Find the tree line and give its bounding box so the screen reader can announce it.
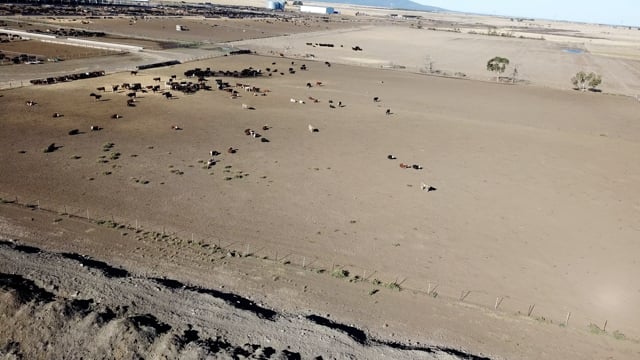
[486,56,602,92]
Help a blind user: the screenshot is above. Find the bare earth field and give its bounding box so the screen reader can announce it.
[233,16,640,96]
[1,3,640,360]
[0,39,118,60]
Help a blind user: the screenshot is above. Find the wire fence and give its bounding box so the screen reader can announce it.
[1,194,638,343]
[1,192,635,342]
[0,79,30,89]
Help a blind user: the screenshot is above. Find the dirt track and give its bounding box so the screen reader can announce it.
[1,239,484,359]
[0,203,496,359]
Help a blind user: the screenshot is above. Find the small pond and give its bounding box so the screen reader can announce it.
[563,48,585,54]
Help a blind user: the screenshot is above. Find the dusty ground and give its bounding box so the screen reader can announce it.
[1,3,640,359]
[232,13,640,96]
[0,211,477,360]
[0,39,118,61]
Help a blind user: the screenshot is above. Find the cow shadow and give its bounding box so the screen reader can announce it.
[68,129,85,136]
[44,143,63,153]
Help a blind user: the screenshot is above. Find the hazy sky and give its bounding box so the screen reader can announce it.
[413,0,639,26]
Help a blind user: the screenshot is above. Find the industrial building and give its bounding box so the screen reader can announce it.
[299,5,334,15]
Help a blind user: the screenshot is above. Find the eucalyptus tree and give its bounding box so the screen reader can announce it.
[486,56,510,82]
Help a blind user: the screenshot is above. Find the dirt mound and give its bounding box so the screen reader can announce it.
[0,276,303,359]
[0,238,487,359]
[0,273,55,305]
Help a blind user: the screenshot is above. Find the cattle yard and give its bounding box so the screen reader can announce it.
[0,39,120,63]
[1,2,640,360]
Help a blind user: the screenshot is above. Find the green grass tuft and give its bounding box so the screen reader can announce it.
[588,323,606,335]
[385,281,402,291]
[331,268,349,279]
[612,330,626,340]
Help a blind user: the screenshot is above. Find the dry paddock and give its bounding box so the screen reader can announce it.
[2,53,640,351]
[0,39,119,61]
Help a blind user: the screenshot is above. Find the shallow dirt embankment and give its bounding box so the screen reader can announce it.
[0,237,488,360]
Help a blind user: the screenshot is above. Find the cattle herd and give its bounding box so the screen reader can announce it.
[0,2,297,20]
[30,71,106,85]
[28,56,435,192]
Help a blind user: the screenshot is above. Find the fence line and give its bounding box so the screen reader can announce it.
[0,191,635,341]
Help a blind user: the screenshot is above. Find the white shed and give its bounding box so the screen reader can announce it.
[300,5,334,14]
[266,1,285,10]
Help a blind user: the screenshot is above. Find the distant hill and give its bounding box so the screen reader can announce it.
[307,0,446,12]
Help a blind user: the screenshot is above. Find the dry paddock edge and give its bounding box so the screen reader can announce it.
[0,193,630,342]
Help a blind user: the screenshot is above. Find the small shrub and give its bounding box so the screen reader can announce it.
[386,282,401,291]
[368,289,379,296]
[331,268,349,278]
[588,323,605,335]
[612,330,626,340]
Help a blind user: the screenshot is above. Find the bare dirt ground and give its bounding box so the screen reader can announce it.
[0,211,476,360]
[232,13,640,96]
[0,39,118,61]
[1,3,640,359]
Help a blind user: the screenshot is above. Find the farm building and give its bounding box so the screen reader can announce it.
[299,5,334,14]
[266,1,285,10]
